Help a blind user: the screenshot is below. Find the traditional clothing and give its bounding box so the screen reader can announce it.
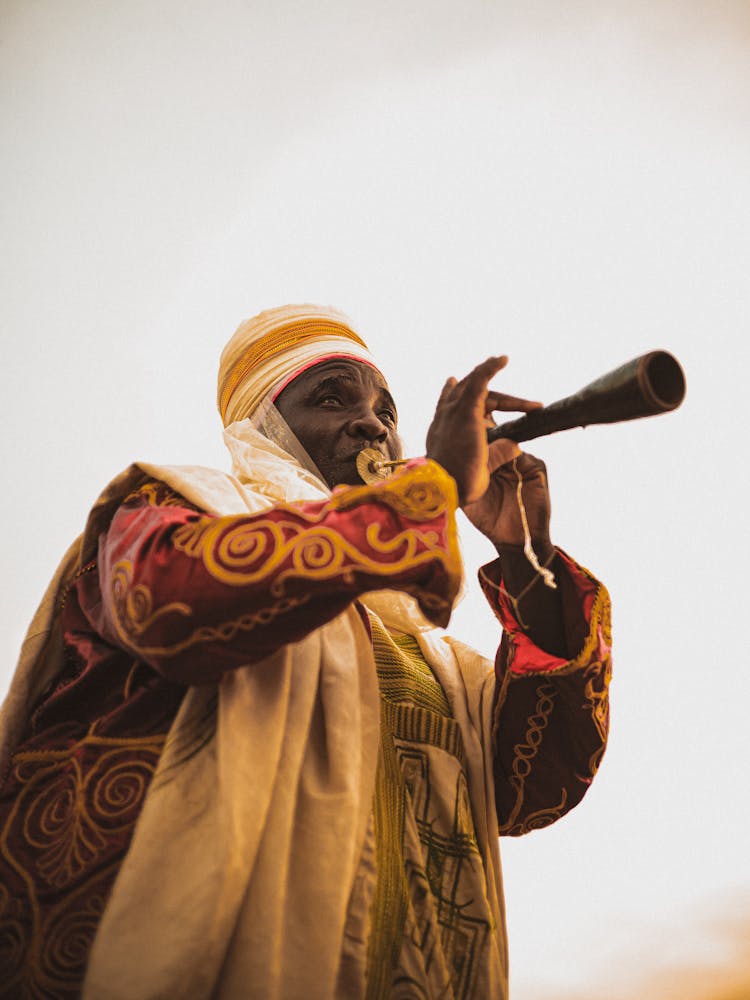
[0,307,612,999]
[217,304,382,427]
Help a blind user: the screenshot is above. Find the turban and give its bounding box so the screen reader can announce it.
[217,304,382,426]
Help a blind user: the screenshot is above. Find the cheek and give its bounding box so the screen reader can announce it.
[295,427,320,455]
[294,416,336,454]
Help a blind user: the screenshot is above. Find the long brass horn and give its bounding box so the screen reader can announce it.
[487,349,686,445]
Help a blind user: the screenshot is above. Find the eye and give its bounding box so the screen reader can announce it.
[379,409,397,426]
[317,393,343,406]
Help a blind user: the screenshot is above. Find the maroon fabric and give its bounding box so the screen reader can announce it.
[0,476,610,996]
[0,473,460,998]
[481,553,612,835]
[0,583,185,1000]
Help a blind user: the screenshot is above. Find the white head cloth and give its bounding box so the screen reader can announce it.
[217,304,381,426]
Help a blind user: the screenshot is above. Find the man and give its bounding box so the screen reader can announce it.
[0,305,611,999]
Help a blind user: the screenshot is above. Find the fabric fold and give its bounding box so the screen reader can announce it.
[1,420,506,999]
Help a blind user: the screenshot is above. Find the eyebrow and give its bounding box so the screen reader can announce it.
[309,373,354,395]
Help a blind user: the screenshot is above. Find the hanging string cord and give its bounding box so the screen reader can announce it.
[512,455,557,590]
[490,456,558,630]
[495,546,557,630]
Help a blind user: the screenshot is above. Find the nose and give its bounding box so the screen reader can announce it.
[347,409,389,443]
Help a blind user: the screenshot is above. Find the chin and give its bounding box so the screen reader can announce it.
[325,465,362,489]
[335,473,363,488]
[316,466,348,489]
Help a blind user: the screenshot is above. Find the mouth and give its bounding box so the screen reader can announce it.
[354,446,401,485]
[349,443,388,462]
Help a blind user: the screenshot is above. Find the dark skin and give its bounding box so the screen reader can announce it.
[276,356,568,656]
[274,360,402,490]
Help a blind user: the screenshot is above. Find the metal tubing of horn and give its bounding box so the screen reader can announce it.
[487,350,686,445]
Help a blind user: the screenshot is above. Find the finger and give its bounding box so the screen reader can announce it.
[459,355,509,396]
[437,376,458,405]
[469,354,509,383]
[486,390,543,414]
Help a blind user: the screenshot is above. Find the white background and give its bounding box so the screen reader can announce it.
[2,3,749,997]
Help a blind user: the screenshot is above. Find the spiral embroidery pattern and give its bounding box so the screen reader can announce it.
[498,681,558,836]
[0,735,164,999]
[108,558,312,658]
[172,517,449,590]
[169,462,459,590]
[329,460,457,522]
[125,481,197,510]
[37,880,109,998]
[110,563,191,637]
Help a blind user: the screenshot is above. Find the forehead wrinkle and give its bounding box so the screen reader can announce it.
[317,371,357,388]
[298,361,396,409]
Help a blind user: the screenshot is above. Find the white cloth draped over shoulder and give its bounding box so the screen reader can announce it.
[0,420,508,999]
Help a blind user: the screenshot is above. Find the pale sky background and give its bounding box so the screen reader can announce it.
[2,2,749,997]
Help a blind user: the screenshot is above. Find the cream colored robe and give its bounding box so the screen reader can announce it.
[0,423,507,999]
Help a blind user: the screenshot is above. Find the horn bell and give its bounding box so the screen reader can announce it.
[487,350,686,445]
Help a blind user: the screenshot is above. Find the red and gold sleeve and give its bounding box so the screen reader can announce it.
[78,460,462,684]
[479,550,612,835]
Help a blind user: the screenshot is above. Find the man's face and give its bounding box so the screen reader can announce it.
[274,358,402,488]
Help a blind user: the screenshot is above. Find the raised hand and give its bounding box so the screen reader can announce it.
[425,356,541,508]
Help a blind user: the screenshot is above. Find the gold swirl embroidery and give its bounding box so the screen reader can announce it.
[8,744,163,890]
[584,657,611,744]
[503,569,612,677]
[498,681,557,835]
[0,737,164,997]
[583,654,612,778]
[494,573,612,835]
[110,561,192,642]
[513,789,569,833]
[173,518,454,590]
[171,462,460,590]
[330,458,458,522]
[109,561,312,657]
[150,593,312,655]
[502,578,613,680]
[170,516,213,558]
[569,579,612,672]
[6,865,116,999]
[23,764,100,889]
[124,480,194,510]
[569,579,612,778]
[365,522,444,557]
[109,461,461,656]
[38,873,110,993]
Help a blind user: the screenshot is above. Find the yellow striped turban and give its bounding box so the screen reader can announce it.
[217,304,381,426]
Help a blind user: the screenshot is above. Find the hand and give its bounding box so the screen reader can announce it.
[425,356,542,506]
[463,445,553,554]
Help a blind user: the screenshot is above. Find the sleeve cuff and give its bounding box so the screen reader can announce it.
[479,549,611,676]
[330,457,463,627]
